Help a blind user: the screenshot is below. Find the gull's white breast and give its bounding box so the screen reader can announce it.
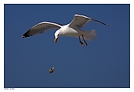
[60,25,82,37]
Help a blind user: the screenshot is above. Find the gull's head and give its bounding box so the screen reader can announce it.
[54,30,61,43]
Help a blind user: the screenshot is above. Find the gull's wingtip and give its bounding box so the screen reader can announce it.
[91,18,109,27]
[102,23,109,27]
[22,35,26,38]
[106,24,109,27]
[103,23,109,27]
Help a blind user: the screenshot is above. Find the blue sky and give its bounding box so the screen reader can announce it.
[4,4,130,88]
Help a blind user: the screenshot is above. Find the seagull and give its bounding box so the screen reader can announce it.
[49,67,54,73]
[22,14,108,46]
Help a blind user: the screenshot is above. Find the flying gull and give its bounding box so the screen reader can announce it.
[22,14,108,46]
[49,67,54,73]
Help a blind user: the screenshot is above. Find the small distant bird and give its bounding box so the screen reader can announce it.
[22,14,108,46]
[49,67,54,73]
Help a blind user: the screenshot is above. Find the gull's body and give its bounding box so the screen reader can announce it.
[22,14,108,46]
[55,25,83,36]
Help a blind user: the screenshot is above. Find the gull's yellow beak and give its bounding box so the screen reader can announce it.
[54,37,59,43]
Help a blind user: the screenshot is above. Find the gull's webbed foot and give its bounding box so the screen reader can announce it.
[80,41,84,47]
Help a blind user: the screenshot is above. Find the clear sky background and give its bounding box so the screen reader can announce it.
[4,4,130,88]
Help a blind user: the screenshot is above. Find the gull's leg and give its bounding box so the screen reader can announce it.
[82,35,88,46]
[78,36,84,47]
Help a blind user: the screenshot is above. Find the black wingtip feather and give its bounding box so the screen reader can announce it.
[22,36,26,38]
[92,18,109,27]
[22,30,31,38]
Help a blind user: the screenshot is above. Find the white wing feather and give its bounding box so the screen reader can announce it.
[22,22,61,38]
[69,14,109,29]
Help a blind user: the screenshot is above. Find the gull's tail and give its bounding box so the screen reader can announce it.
[82,30,97,41]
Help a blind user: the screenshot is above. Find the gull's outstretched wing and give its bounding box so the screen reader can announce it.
[22,22,61,38]
[69,14,109,29]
